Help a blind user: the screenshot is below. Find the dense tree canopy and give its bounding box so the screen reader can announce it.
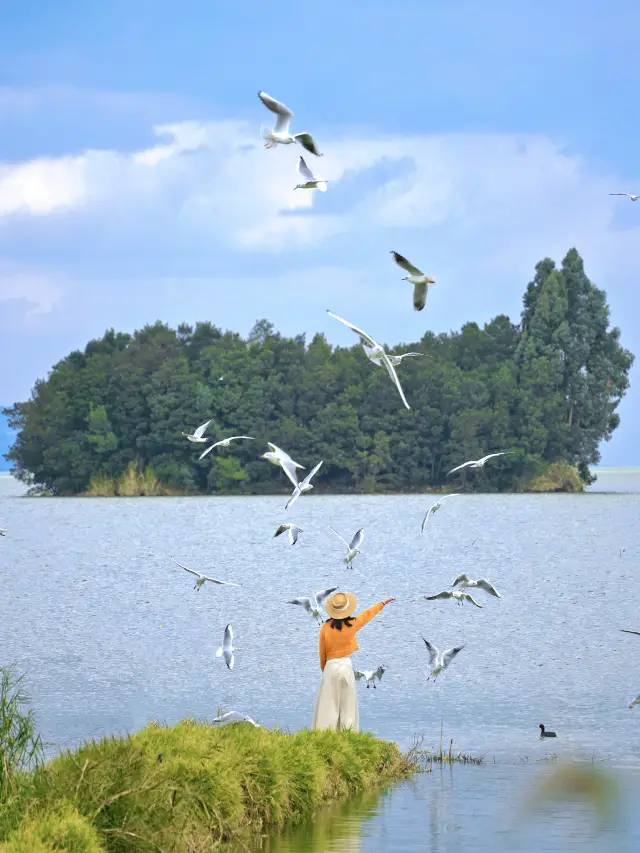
[3,249,634,495]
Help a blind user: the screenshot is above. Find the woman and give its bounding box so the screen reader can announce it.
[312,590,395,732]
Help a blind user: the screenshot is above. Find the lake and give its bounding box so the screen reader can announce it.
[1,482,639,851]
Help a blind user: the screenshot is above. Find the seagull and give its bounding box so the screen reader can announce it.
[182,419,212,443]
[212,711,261,727]
[258,91,323,156]
[424,590,483,608]
[261,442,305,488]
[362,343,430,367]
[287,586,338,624]
[629,696,640,709]
[326,310,411,409]
[274,523,304,545]
[448,452,508,476]
[421,493,461,532]
[451,574,502,598]
[539,724,557,738]
[610,192,639,201]
[216,624,239,670]
[390,251,437,311]
[421,638,464,682]
[295,156,327,191]
[621,630,640,636]
[198,435,255,460]
[173,559,241,591]
[285,460,323,510]
[354,666,385,689]
[329,526,364,566]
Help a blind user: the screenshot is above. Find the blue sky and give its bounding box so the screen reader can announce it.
[0,0,639,465]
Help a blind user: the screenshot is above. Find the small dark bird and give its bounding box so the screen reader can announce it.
[156,752,163,763]
[539,724,557,738]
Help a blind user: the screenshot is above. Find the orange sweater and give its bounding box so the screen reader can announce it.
[318,602,385,670]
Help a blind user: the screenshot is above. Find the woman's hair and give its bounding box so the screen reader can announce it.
[328,616,355,631]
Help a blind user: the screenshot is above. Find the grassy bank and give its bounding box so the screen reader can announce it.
[0,719,416,853]
[85,462,185,497]
[520,460,584,493]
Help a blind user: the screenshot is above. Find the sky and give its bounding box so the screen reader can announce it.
[0,0,639,466]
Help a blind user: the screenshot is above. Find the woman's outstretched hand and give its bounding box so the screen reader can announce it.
[381,597,396,606]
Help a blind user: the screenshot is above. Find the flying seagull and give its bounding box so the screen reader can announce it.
[326,310,411,409]
[212,711,261,727]
[285,460,323,510]
[329,526,364,566]
[629,696,640,709]
[274,523,304,545]
[287,586,338,624]
[422,638,464,682]
[362,343,430,367]
[199,435,255,460]
[173,559,241,591]
[295,156,327,191]
[354,666,385,689]
[258,91,323,156]
[621,629,640,636]
[261,442,305,489]
[610,192,639,201]
[421,493,461,532]
[216,624,239,670]
[452,573,502,598]
[424,590,483,608]
[390,251,437,311]
[182,419,212,443]
[448,452,508,476]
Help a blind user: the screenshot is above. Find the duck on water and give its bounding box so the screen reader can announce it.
[539,724,557,738]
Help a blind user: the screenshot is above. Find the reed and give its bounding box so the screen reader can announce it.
[84,462,185,497]
[0,666,44,797]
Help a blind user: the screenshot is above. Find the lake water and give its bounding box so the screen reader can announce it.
[1,481,640,851]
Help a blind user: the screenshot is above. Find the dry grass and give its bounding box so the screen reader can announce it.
[85,462,184,497]
[524,460,584,493]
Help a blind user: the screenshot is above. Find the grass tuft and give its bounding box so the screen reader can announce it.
[0,666,44,797]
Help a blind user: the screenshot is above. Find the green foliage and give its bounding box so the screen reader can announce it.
[2,251,634,495]
[0,667,44,797]
[0,720,414,853]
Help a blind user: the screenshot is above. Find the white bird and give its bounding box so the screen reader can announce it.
[329,526,364,566]
[182,419,212,443]
[452,573,502,598]
[274,523,304,545]
[261,442,305,488]
[326,310,411,409]
[198,435,255,460]
[258,91,323,156]
[629,695,640,709]
[390,251,437,312]
[421,493,461,532]
[354,665,385,689]
[422,638,464,682]
[448,452,508,476]
[424,590,483,608]
[287,586,338,624]
[285,460,323,510]
[295,156,327,191]
[610,192,639,201]
[216,624,239,670]
[173,559,241,591]
[362,343,430,367]
[212,710,261,727]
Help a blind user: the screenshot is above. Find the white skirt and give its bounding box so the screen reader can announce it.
[312,656,359,733]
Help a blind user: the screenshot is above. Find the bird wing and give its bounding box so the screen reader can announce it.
[198,443,217,460]
[425,591,453,600]
[447,460,475,475]
[621,629,640,636]
[288,597,313,614]
[223,624,233,650]
[349,528,364,550]
[609,193,629,197]
[201,575,241,586]
[451,573,470,587]
[285,487,302,511]
[478,452,506,465]
[413,282,427,312]
[267,442,304,467]
[294,133,322,156]
[442,645,465,669]
[258,91,293,132]
[421,638,439,666]
[353,669,365,681]
[297,156,315,181]
[173,559,200,578]
[289,526,299,545]
[376,349,411,409]
[327,310,379,349]
[390,251,423,276]
[375,666,385,682]
[227,436,255,442]
[421,503,437,532]
[302,460,323,487]
[223,650,234,670]
[193,419,212,439]
[280,457,301,489]
[476,579,501,597]
[274,524,288,538]
[462,593,483,608]
[329,525,351,551]
[398,352,425,359]
[314,586,339,606]
[361,342,382,364]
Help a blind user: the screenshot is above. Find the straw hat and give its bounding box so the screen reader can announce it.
[325,590,357,619]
